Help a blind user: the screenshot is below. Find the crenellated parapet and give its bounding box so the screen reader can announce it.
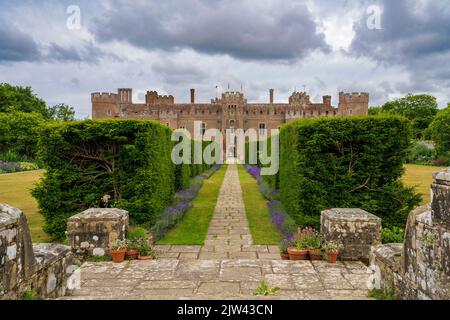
[145,91,174,105]
[338,92,369,116]
[91,92,118,103]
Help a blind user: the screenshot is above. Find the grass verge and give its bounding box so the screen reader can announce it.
[157,165,227,245]
[0,170,50,242]
[402,164,446,204]
[237,165,280,245]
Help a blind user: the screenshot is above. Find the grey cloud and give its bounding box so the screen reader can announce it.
[91,0,330,61]
[350,0,450,63]
[44,41,118,63]
[0,23,41,62]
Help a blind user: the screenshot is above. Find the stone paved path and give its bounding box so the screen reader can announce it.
[65,260,371,300]
[65,164,372,300]
[155,164,281,260]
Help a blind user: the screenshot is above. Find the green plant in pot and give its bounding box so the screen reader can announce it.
[126,227,148,260]
[110,239,127,263]
[279,239,291,260]
[323,241,343,263]
[136,238,157,260]
[307,232,322,261]
[287,227,314,260]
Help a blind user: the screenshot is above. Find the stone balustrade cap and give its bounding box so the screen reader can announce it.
[68,208,129,222]
[0,203,23,226]
[322,208,381,221]
[433,168,450,184]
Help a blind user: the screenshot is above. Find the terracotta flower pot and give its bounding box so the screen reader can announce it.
[280,253,290,260]
[126,249,139,260]
[287,247,308,260]
[138,255,154,261]
[111,249,126,263]
[309,249,322,261]
[327,252,338,263]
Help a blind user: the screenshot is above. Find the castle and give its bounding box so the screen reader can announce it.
[92,88,369,138]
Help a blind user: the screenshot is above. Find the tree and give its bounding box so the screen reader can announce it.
[48,103,76,121]
[381,94,439,139]
[429,105,450,155]
[0,83,49,118]
[0,111,45,159]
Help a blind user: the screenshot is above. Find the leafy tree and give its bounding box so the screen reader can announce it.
[0,83,49,118]
[429,105,450,155]
[0,111,45,159]
[48,103,76,121]
[380,94,439,139]
[368,106,384,116]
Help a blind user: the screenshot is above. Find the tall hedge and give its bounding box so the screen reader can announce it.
[280,116,421,229]
[32,119,175,239]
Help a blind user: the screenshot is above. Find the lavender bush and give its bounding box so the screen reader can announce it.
[151,164,221,240]
[244,164,296,240]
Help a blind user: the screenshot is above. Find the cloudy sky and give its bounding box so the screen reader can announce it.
[1,0,449,118]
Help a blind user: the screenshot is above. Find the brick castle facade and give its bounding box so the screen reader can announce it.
[92,88,369,139]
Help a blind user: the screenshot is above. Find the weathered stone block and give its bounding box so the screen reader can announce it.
[1,203,79,300]
[431,169,450,228]
[67,208,129,257]
[321,208,381,262]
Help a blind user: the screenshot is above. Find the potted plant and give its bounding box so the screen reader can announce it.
[110,240,127,263]
[287,228,314,260]
[323,241,344,263]
[279,239,291,260]
[126,227,148,260]
[307,232,322,261]
[136,238,157,260]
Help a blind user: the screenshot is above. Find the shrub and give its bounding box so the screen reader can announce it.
[406,141,435,165]
[381,227,405,243]
[32,119,175,239]
[280,115,421,230]
[0,111,45,160]
[429,106,450,157]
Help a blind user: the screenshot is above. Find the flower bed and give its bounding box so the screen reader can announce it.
[151,164,222,241]
[243,164,296,240]
[0,161,40,174]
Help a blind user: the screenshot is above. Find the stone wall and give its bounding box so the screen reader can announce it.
[67,208,129,258]
[368,168,450,300]
[0,204,79,300]
[321,208,381,263]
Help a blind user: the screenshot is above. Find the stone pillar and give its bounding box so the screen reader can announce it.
[269,89,274,104]
[321,208,381,262]
[431,169,450,228]
[0,204,36,297]
[67,208,129,257]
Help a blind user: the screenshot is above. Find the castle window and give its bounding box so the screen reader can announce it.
[201,122,206,135]
[180,110,183,114]
[260,110,263,115]
[350,109,353,115]
[259,123,266,136]
[107,110,111,116]
[326,111,329,116]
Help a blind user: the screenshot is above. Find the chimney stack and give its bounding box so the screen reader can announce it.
[269,89,274,104]
[190,88,195,104]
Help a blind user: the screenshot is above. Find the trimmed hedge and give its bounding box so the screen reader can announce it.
[33,120,218,240]
[279,116,421,229]
[33,119,175,239]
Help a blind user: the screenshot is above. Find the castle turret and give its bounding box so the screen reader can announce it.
[269,89,274,104]
[118,88,132,104]
[338,92,369,116]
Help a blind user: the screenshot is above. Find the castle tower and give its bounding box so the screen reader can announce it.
[338,92,369,116]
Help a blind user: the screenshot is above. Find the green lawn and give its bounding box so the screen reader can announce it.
[0,170,50,243]
[158,165,228,245]
[237,165,280,245]
[402,164,447,204]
